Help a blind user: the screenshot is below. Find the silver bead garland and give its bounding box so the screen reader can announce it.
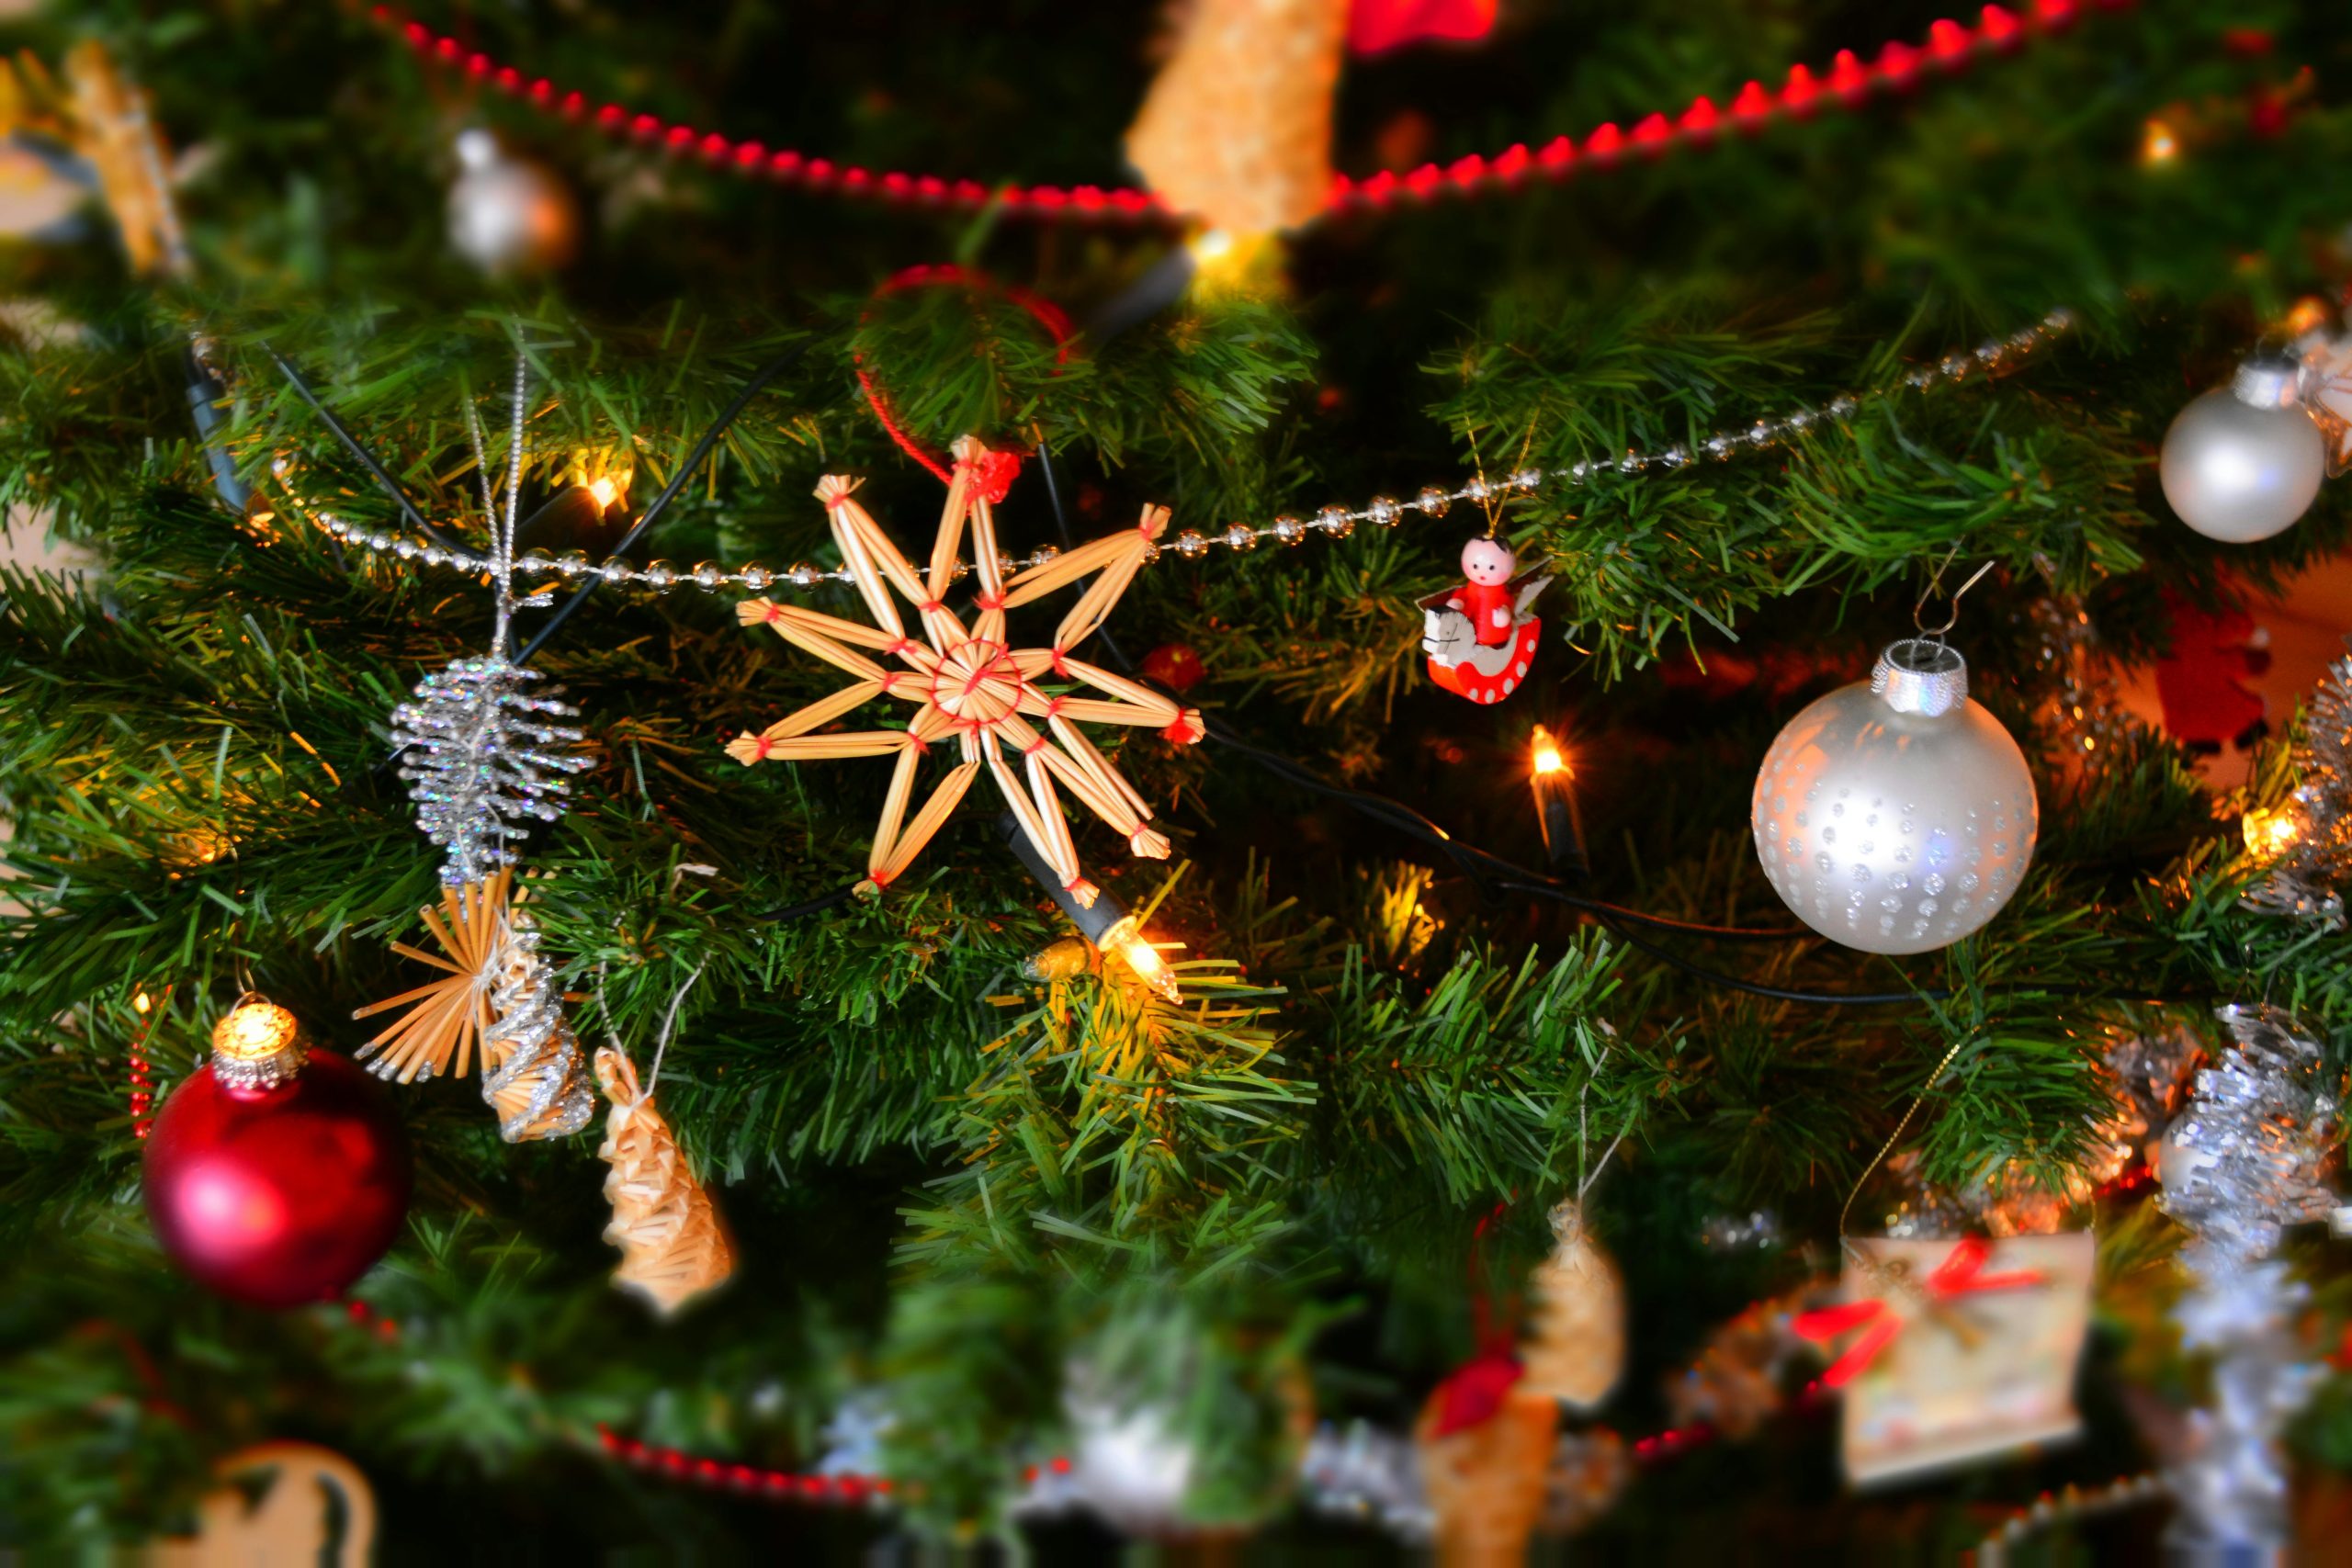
[2156,1005,2341,1561]
[283,310,2077,593]
[390,655,592,887]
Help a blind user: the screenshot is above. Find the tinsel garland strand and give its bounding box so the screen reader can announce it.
[2155,1005,2341,1557]
[2245,638,2352,926]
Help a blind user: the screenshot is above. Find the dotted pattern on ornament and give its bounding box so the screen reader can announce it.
[274,309,2076,595]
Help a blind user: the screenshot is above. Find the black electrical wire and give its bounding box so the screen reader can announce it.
[265,343,464,554]
[756,882,864,922]
[1028,440,1821,951]
[513,343,808,666]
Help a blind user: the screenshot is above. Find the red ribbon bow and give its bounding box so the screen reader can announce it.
[1791,1236,2043,1388]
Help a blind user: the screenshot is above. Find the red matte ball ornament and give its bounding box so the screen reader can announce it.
[1140,642,1207,694]
[142,997,413,1309]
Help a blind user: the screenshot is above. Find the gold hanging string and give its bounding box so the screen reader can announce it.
[1837,1035,1973,1254]
[1462,423,1499,540]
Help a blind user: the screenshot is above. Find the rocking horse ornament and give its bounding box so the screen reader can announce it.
[1419,536,1553,705]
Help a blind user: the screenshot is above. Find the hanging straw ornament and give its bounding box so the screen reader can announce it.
[351,871,512,1082]
[1125,0,1347,239]
[1519,1074,1631,1409]
[351,869,595,1142]
[592,965,731,1314]
[1413,1371,1558,1567]
[0,42,190,277]
[1516,1201,1624,1411]
[728,435,1204,903]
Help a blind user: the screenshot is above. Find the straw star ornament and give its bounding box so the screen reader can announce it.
[728,437,1204,903]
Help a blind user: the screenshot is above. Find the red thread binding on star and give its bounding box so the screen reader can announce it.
[379,5,2122,223]
[850,265,1074,498]
[976,592,1007,611]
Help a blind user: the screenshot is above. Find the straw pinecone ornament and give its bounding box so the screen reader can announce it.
[1516,1201,1624,1411]
[594,1045,733,1315]
[351,870,594,1142]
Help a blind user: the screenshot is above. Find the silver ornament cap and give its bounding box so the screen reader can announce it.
[1751,638,2038,955]
[1871,637,1968,716]
[2159,355,2326,545]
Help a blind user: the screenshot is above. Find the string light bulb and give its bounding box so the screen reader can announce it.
[587,475,621,512]
[1001,812,1182,1002]
[1102,914,1181,1003]
[1529,725,1589,872]
[2141,118,2178,165]
[1532,729,1568,777]
[2244,807,2301,860]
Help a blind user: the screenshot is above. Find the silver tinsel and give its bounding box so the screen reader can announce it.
[390,654,591,886]
[2245,637,2352,927]
[480,913,595,1142]
[2155,1005,2341,1561]
[1299,1421,1433,1540]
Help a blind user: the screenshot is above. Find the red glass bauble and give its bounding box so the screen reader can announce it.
[142,1051,413,1309]
[1140,642,1207,694]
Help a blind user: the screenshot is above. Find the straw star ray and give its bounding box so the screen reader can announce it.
[728,436,1204,903]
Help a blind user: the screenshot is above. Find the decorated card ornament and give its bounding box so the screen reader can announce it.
[1795,1234,2094,1485]
[1418,536,1552,705]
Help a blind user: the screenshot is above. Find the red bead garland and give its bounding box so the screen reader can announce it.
[126,984,175,1140]
[376,2,2132,226]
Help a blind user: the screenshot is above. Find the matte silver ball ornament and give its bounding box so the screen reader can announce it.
[1751,639,2037,955]
[447,129,579,276]
[2159,358,2326,544]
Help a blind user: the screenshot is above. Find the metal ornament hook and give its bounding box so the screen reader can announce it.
[1913,556,1997,643]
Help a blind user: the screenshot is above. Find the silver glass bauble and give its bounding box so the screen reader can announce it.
[1751,638,2037,955]
[447,129,579,276]
[2159,357,2326,544]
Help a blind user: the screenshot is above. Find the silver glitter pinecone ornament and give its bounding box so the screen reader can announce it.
[447,128,579,276]
[2160,356,2326,545]
[1752,638,2037,954]
[390,655,592,887]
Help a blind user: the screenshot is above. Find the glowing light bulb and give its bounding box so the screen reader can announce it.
[1190,229,1235,264]
[2244,807,2301,860]
[133,990,153,1015]
[1102,915,1182,1002]
[587,475,620,511]
[2141,119,2178,165]
[1527,725,1587,871]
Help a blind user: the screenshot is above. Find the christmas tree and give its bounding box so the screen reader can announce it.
[5,0,2352,1557]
